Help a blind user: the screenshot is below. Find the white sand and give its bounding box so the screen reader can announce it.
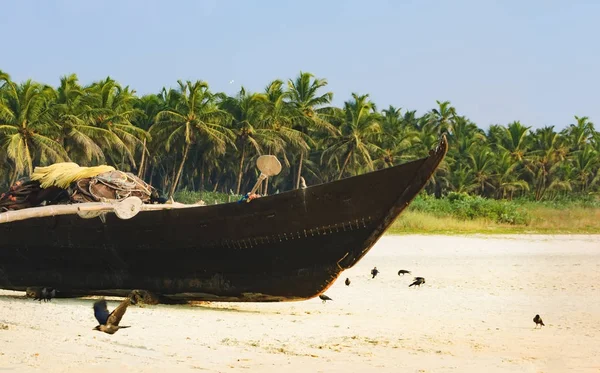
[1,234,599,373]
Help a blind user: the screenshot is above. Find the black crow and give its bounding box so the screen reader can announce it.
[398,270,411,276]
[28,288,43,302]
[30,287,56,302]
[319,294,332,303]
[409,277,425,287]
[533,314,545,328]
[42,288,56,302]
[345,278,351,286]
[371,267,379,279]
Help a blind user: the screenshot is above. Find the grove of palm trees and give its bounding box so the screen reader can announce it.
[1,69,598,203]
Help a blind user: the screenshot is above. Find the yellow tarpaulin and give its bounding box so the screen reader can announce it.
[31,163,116,189]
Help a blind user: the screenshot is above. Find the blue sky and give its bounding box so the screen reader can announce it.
[1,0,598,130]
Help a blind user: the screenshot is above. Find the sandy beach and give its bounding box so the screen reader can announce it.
[1,234,599,373]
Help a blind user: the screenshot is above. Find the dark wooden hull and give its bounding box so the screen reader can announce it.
[0,136,448,303]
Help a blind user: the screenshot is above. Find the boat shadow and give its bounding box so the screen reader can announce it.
[187,302,275,315]
[1,292,286,316]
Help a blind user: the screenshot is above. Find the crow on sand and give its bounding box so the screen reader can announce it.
[30,287,56,302]
[397,270,411,276]
[533,314,545,328]
[319,294,332,303]
[409,277,425,287]
[41,288,56,302]
[93,294,137,334]
[345,278,351,286]
[371,267,379,279]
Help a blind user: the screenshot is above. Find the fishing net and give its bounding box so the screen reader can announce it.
[0,180,69,211]
[70,170,154,203]
[1,163,157,211]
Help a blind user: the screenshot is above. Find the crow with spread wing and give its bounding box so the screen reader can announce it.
[93,295,137,334]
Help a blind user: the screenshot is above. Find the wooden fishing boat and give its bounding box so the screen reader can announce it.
[0,136,448,303]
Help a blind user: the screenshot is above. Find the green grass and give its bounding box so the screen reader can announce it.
[390,193,600,235]
[389,208,600,235]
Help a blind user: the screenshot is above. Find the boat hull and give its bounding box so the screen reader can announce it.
[0,136,448,302]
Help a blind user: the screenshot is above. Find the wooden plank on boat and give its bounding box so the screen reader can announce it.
[0,197,204,224]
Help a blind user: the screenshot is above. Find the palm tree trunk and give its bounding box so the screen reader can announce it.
[200,159,205,191]
[9,167,18,186]
[24,142,33,176]
[236,143,246,195]
[169,143,190,198]
[338,151,353,180]
[148,165,155,187]
[295,152,304,189]
[137,138,147,178]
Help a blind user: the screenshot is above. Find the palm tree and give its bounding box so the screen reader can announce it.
[132,94,163,178]
[381,105,403,130]
[468,146,496,196]
[0,79,68,181]
[82,77,147,169]
[494,151,529,199]
[498,121,531,162]
[52,74,118,165]
[321,93,381,179]
[0,70,10,88]
[151,80,233,197]
[286,71,335,188]
[220,87,273,194]
[562,115,595,151]
[526,126,568,200]
[570,145,598,193]
[450,116,486,158]
[376,105,418,168]
[448,164,476,193]
[428,100,457,135]
[261,80,308,171]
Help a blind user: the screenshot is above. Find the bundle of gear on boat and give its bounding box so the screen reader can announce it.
[0,162,167,212]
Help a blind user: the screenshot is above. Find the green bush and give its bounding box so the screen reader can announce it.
[408,192,531,225]
[173,190,242,205]
[514,194,600,209]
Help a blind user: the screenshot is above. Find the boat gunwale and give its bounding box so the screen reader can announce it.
[0,135,447,224]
